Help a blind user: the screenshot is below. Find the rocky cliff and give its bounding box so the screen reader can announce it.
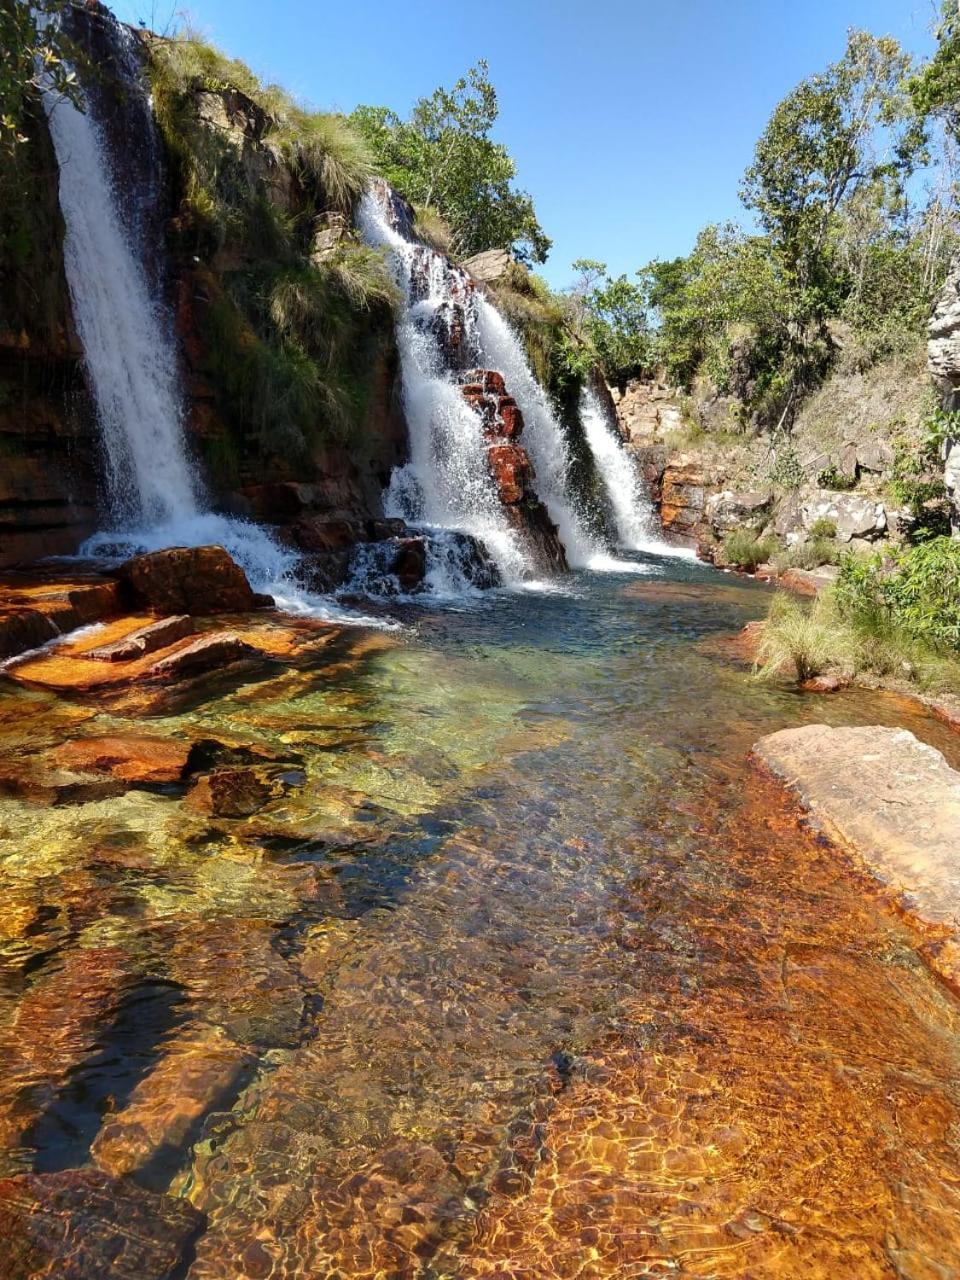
[613,346,935,565]
[0,4,408,570]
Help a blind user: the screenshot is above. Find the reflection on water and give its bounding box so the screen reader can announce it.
[1,554,959,1278]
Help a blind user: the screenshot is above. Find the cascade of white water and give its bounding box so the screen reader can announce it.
[357,192,530,585]
[38,62,354,611]
[579,386,672,554]
[473,298,604,568]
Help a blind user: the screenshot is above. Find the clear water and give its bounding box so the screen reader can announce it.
[2,557,959,1275]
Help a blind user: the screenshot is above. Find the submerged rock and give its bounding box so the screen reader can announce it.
[144,633,261,681]
[116,546,264,614]
[0,1169,202,1279]
[53,734,191,784]
[185,767,274,817]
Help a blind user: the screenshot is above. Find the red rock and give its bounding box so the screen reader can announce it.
[144,632,261,680]
[0,1169,202,1279]
[53,734,191,783]
[487,444,532,505]
[462,369,507,396]
[779,566,840,597]
[84,614,194,661]
[117,546,260,614]
[498,398,524,438]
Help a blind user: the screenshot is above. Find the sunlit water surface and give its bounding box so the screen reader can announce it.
[1,555,959,1278]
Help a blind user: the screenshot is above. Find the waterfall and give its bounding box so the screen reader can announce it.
[357,191,531,585]
[473,300,603,568]
[579,387,667,553]
[37,36,342,612]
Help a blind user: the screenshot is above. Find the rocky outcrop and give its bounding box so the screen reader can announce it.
[115,546,264,614]
[458,369,567,573]
[753,723,960,989]
[462,248,513,284]
[929,255,960,533]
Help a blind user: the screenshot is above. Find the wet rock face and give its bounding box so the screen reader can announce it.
[116,546,264,614]
[458,370,568,574]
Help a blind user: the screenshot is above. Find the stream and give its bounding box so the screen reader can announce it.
[1,554,959,1277]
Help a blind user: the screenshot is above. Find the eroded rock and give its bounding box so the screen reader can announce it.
[116,546,262,614]
[84,615,194,662]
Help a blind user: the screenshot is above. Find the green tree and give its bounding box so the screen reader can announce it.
[567,259,651,384]
[910,1,960,141]
[0,0,79,155]
[351,62,551,264]
[741,29,925,374]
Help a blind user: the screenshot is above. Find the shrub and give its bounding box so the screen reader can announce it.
[808,516,837,539]
[773,537,840,571]
[817,465,857,491]
[754,593,852,683]
[721,529,778,571]
[835,538,960,653]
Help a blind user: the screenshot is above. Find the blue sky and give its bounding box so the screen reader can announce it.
[112,0,937,288]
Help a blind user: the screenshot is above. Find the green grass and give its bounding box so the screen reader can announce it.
[721,529,778,571]
[754,593,853,683]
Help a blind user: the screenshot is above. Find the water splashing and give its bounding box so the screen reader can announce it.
[358,190,531,586]
[38,33,365,615]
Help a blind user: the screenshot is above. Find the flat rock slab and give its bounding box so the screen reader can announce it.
[53,734,191,784]
[85,614,194,662]
[0,1168,202,1279]
[753,724,960,940]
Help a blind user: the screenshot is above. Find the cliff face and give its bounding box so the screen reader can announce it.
[928,256,960,533]
[613,350,932,563]
[0,7,407,569]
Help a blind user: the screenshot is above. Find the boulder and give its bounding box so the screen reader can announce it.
[292,517,363,553]
[462,248,513,284]
[84,615,194,662]
[704,489,773,534]
[800,494,886,542]
[391,537,427,591]
[116,546,260,614]
[53,734,190,784]
[856,440,894,475]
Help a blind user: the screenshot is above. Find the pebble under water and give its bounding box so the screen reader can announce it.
[1,555,960,1278]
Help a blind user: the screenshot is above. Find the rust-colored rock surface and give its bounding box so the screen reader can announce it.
[0,1169,202,1279]
[753,723,960,985]
[53,734,191,784]
[116,546,260,614]
[84,614,194,661]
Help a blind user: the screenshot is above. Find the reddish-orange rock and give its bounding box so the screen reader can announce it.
[487,444,532,505]
[84,615,195,662]
[498,398,524,438]
[116,546,262,614]
[186,767,273,817]
[53,734,191,784]
[462,369,506,396]
[292,517,363,552]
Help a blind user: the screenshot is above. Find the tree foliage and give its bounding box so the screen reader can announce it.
[566,259,651,384]
[351,62,551,264]
[0,0,79,155]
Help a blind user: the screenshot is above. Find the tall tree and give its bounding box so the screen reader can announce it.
[741,29,925,387]
[351,62,551,264]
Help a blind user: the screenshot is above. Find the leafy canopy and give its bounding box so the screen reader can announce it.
[0,0,79,155]
[351,62,551,264]
[567,259,651,384]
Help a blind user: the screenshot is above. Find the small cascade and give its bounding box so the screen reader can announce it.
[358,188,532,587]
[474,298,603,568]
[579,386,669,553]
[38,12,331,611]
[342,528,500,600]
